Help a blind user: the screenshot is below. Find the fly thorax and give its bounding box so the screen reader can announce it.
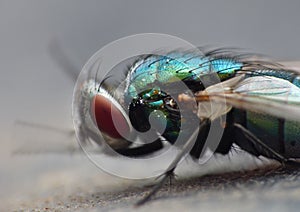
[127,86,182,144]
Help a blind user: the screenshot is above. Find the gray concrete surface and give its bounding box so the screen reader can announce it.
[11,159,300,212]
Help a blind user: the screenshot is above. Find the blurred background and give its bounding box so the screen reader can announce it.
[1,0,300,210]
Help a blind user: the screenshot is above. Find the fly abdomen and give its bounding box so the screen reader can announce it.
[284,120,300,158]
[234,109,300,159]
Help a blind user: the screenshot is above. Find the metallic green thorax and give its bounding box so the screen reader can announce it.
[124,53,242,143]
[124,53,243,102]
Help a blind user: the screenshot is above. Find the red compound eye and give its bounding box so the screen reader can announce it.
[92,94,130,139]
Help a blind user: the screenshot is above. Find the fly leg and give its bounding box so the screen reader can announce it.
[136,120,208,206]
[234,123,300,166]
[136,167,176,206]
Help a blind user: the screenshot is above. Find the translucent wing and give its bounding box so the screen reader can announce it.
[189,72,300,122]
[224,76,300,121]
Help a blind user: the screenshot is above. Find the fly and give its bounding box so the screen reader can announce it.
[73,47,300,205]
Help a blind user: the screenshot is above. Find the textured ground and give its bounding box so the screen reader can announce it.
[7,153,300,212]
